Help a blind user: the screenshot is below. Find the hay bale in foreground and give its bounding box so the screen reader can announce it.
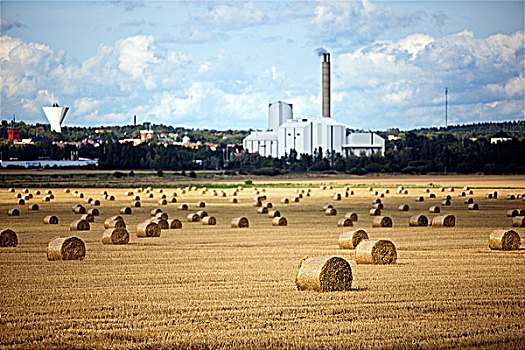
[47,236,85,261]
[151,208,163,216]
[101,228,130,245]
[230,198,238,203]
[325,208,337,216]
[17,199,25,205]
[427,193,436,198]
[231,217,249,228]
[120,207,132,215]
[373,203,384,210]
[507,209,519,217]
[338,229,369,249]
[441,199,451,206]
[104,217,126,229]
[431,214,456,227]
[73,205,86,214]
[196,210,208,219]
[295,256,353,292]
[28,204,39,211]
[409,214,428,227]
[416,196,424,202]
[429,206,440,213]
[158,199,167,205]
[344,212,358,221]
[323,204,334,210]
[337,218,353,227]
[0,229,18,247]
[257,207,269,214]
[272,217,287,226]
[468,203,479,210]
[167,219,182,229]
[80,214,94,223]
[464,198,474,204]
[262,202,273,209]
[196,201,206,208]
[253,200,262,207]
[70,219,90,231]
[151,218,169,230]
[155,212,168,220]
[372,216,392,227]
[44,215,59,224]
[132,201,141,207]
[355,240,397,264]
[187,213,200,222]
[512,216,525,227]
[398,204,410,211]
[281,198,289,204]
[202,216,217,225]
[87,208,99,216]
[136,222,161,237]
[489,229,520,250]
[268,210,281,218]
[178,204,189,211]
[7,208,20,216]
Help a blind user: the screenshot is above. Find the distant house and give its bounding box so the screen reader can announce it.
[491,131,512,144]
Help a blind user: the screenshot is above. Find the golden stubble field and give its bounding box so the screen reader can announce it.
[1,176,524,349]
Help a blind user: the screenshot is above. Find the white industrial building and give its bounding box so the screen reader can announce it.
[243,53,385,158]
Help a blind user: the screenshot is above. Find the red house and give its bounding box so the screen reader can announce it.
[8,127,21,141]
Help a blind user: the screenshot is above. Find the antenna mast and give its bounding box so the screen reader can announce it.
[445,87,448,128]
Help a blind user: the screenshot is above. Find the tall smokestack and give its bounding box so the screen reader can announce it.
[322,53,330,118]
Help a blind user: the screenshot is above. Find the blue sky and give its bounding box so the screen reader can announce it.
[1,1,523,131]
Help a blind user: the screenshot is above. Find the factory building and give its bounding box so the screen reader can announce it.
[243,53,385,158]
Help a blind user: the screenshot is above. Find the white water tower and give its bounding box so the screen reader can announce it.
[42,103,69,133]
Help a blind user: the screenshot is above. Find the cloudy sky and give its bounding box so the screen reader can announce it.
[1,1,523,131]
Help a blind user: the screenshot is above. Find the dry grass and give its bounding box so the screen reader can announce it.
[0,177,524,349]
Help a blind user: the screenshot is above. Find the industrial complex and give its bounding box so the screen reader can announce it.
[243,52,385,158]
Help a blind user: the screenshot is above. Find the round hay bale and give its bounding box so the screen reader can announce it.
[467,190,474,195]
[367,187,373,191]
[73,205,86,214]
[170,197,177,203]
[136,222,161,237]
[402,190,408,195]
[47,236,85,261]
[398,204,409,211]
[155,212,168,220]
[338,229,369,249]
[355,240,397,264]
[132,201,141,207]
[196,210,208,219]
[257,207,269,214]
[468,203,479,210]
[44,190,52,195]
[158,199,167,205]
[460,192,466,197]
[493,191,498,199]
[262,202,273,209]
[7,208,20,216]
[281,198,290,204]
[104,218,126,229]
[427,193,436,198]
[253,201,262,207]
[202,216,217,225]
[44,215,59,224]
[268,210,281,218]
[485,193,493,199]
[133,195,141,201]
[256,195,267,201]
[373,203,384,210]
[151,208,163,216]
[448,187,454,192]
[34,190,41,195]
[369,208,381,216]
[323,204,334,210]
[372,216,392,228]
[108,195,115,201]
[93,200,101,206]
[120,207,132,215]
[423,189,430,193]
[168,219,182,229]
[344,212,358,221]
[409,214,428,227]
[320,185,325,190]
[80,214,95,223]
[231,217,249,228]
[85,198,94,204]
[295,256,353,292]
[429,206,440,213]
[17,199,25,205]
[100,190,108,196]
[23,195,31,201]
[77,193,85,199]
[196,201,206,208]
[512,216,525,227]
[507,209,519,217]
[70,219,90,231]
[14,193,22,199]
[101,228,130,245]
[42,196,51,202]
[87,208,99,216]
[489,229,521,250]
[187,213,200,222]
[126,191,134,196]
[438,187,444,192]
[333,194,342,201]
[443,195,452,200]
[178,204,189,211]
[431,214,456,227]
[8,188,15,192]
[151,218,169,230]
[147,193,154,198]
[337,218,353,227]
[159,194,167,199]
[292,197,300,203]
[230,198,238,203]
[272,217,287,226]
[520,209,525,216]
[373,198,382,204]
[0,229,18,247]
[464,198,474,204]
[441,200,451,206]
[415,196,424,202]
[325,208,337,216]
[63,188,70,193]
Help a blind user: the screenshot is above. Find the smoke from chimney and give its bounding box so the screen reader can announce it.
[315,47,329,56]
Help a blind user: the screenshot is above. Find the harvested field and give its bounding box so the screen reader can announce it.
[0,176,524,349]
